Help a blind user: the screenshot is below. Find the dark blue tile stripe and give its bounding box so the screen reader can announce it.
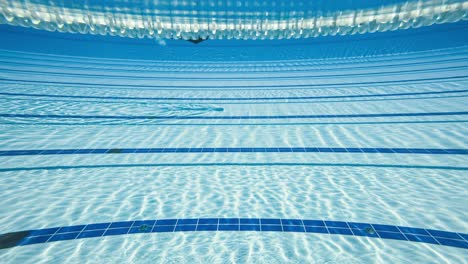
[2,218,465,250]
[0,147,466,157]
[0,89,466,101]
[0,111,467,120]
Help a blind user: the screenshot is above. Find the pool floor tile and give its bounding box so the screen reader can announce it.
[261,225,282,232]
[57,225,86,233]
[177,219,198,225]
[325,221,349,228]
[104,228,130,236]
[156,219,177,225]
[174,225,197,232]
[153,226,175,232]
[261,219,281,225]
[109,222,133,229]
[77,230,105,239]
[219,218,239,225]
[372,224,400,233]
[132,220,155,228]
[218,225,239,231]
[239,225,261,231]
[196,225,218,231]
[240,218,260,225]
[198,218,219,225]
[281,219,302,226]
[84,223,110,231]
[283,225,305,232]
[49,232,80,242]
[305,226,328,233]
[376,231,408,241]
[328,228,353,235]
[303,220,326,227]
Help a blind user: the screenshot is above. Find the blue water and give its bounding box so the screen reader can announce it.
[0,0,467,263]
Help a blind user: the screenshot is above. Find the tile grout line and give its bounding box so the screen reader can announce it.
[323,221,330,234]
[75,224,88,240]
[424,228,442,245]
[126,221,136,235]
[149,220,157,233]
[44,227,61,243]
[102,222,112,238]
[369,224,382,239]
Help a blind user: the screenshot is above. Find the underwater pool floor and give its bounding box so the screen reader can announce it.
[0,18,467,263]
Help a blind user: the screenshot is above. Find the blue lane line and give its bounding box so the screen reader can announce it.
[6,120,466,127]
[0,64,466,81]
[1,111,467,120]
[0,89,467,101]
[0,75,467,90]
[0,163,466,172]
[0,148,466,156]
[0,218,465,250]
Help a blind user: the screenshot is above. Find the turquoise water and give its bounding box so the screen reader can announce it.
[0,1,467,263]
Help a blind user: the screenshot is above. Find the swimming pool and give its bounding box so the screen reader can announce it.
[0,0,467,263]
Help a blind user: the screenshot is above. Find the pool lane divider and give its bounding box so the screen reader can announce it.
[0,218,466,250]
[1,111,467,120]
[0,148,467,157]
